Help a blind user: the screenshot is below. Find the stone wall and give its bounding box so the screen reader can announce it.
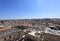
[0,29,23,41]
[24,33,60,41]
[43,33,60,41]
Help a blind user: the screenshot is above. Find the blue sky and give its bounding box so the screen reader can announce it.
[0,0,60,20]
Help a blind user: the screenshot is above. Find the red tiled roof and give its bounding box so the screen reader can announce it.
[0,27,11,32]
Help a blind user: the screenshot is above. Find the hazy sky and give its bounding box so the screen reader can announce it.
[0,0,60,20]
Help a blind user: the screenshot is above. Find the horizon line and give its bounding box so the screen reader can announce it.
[0,18,60,20]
